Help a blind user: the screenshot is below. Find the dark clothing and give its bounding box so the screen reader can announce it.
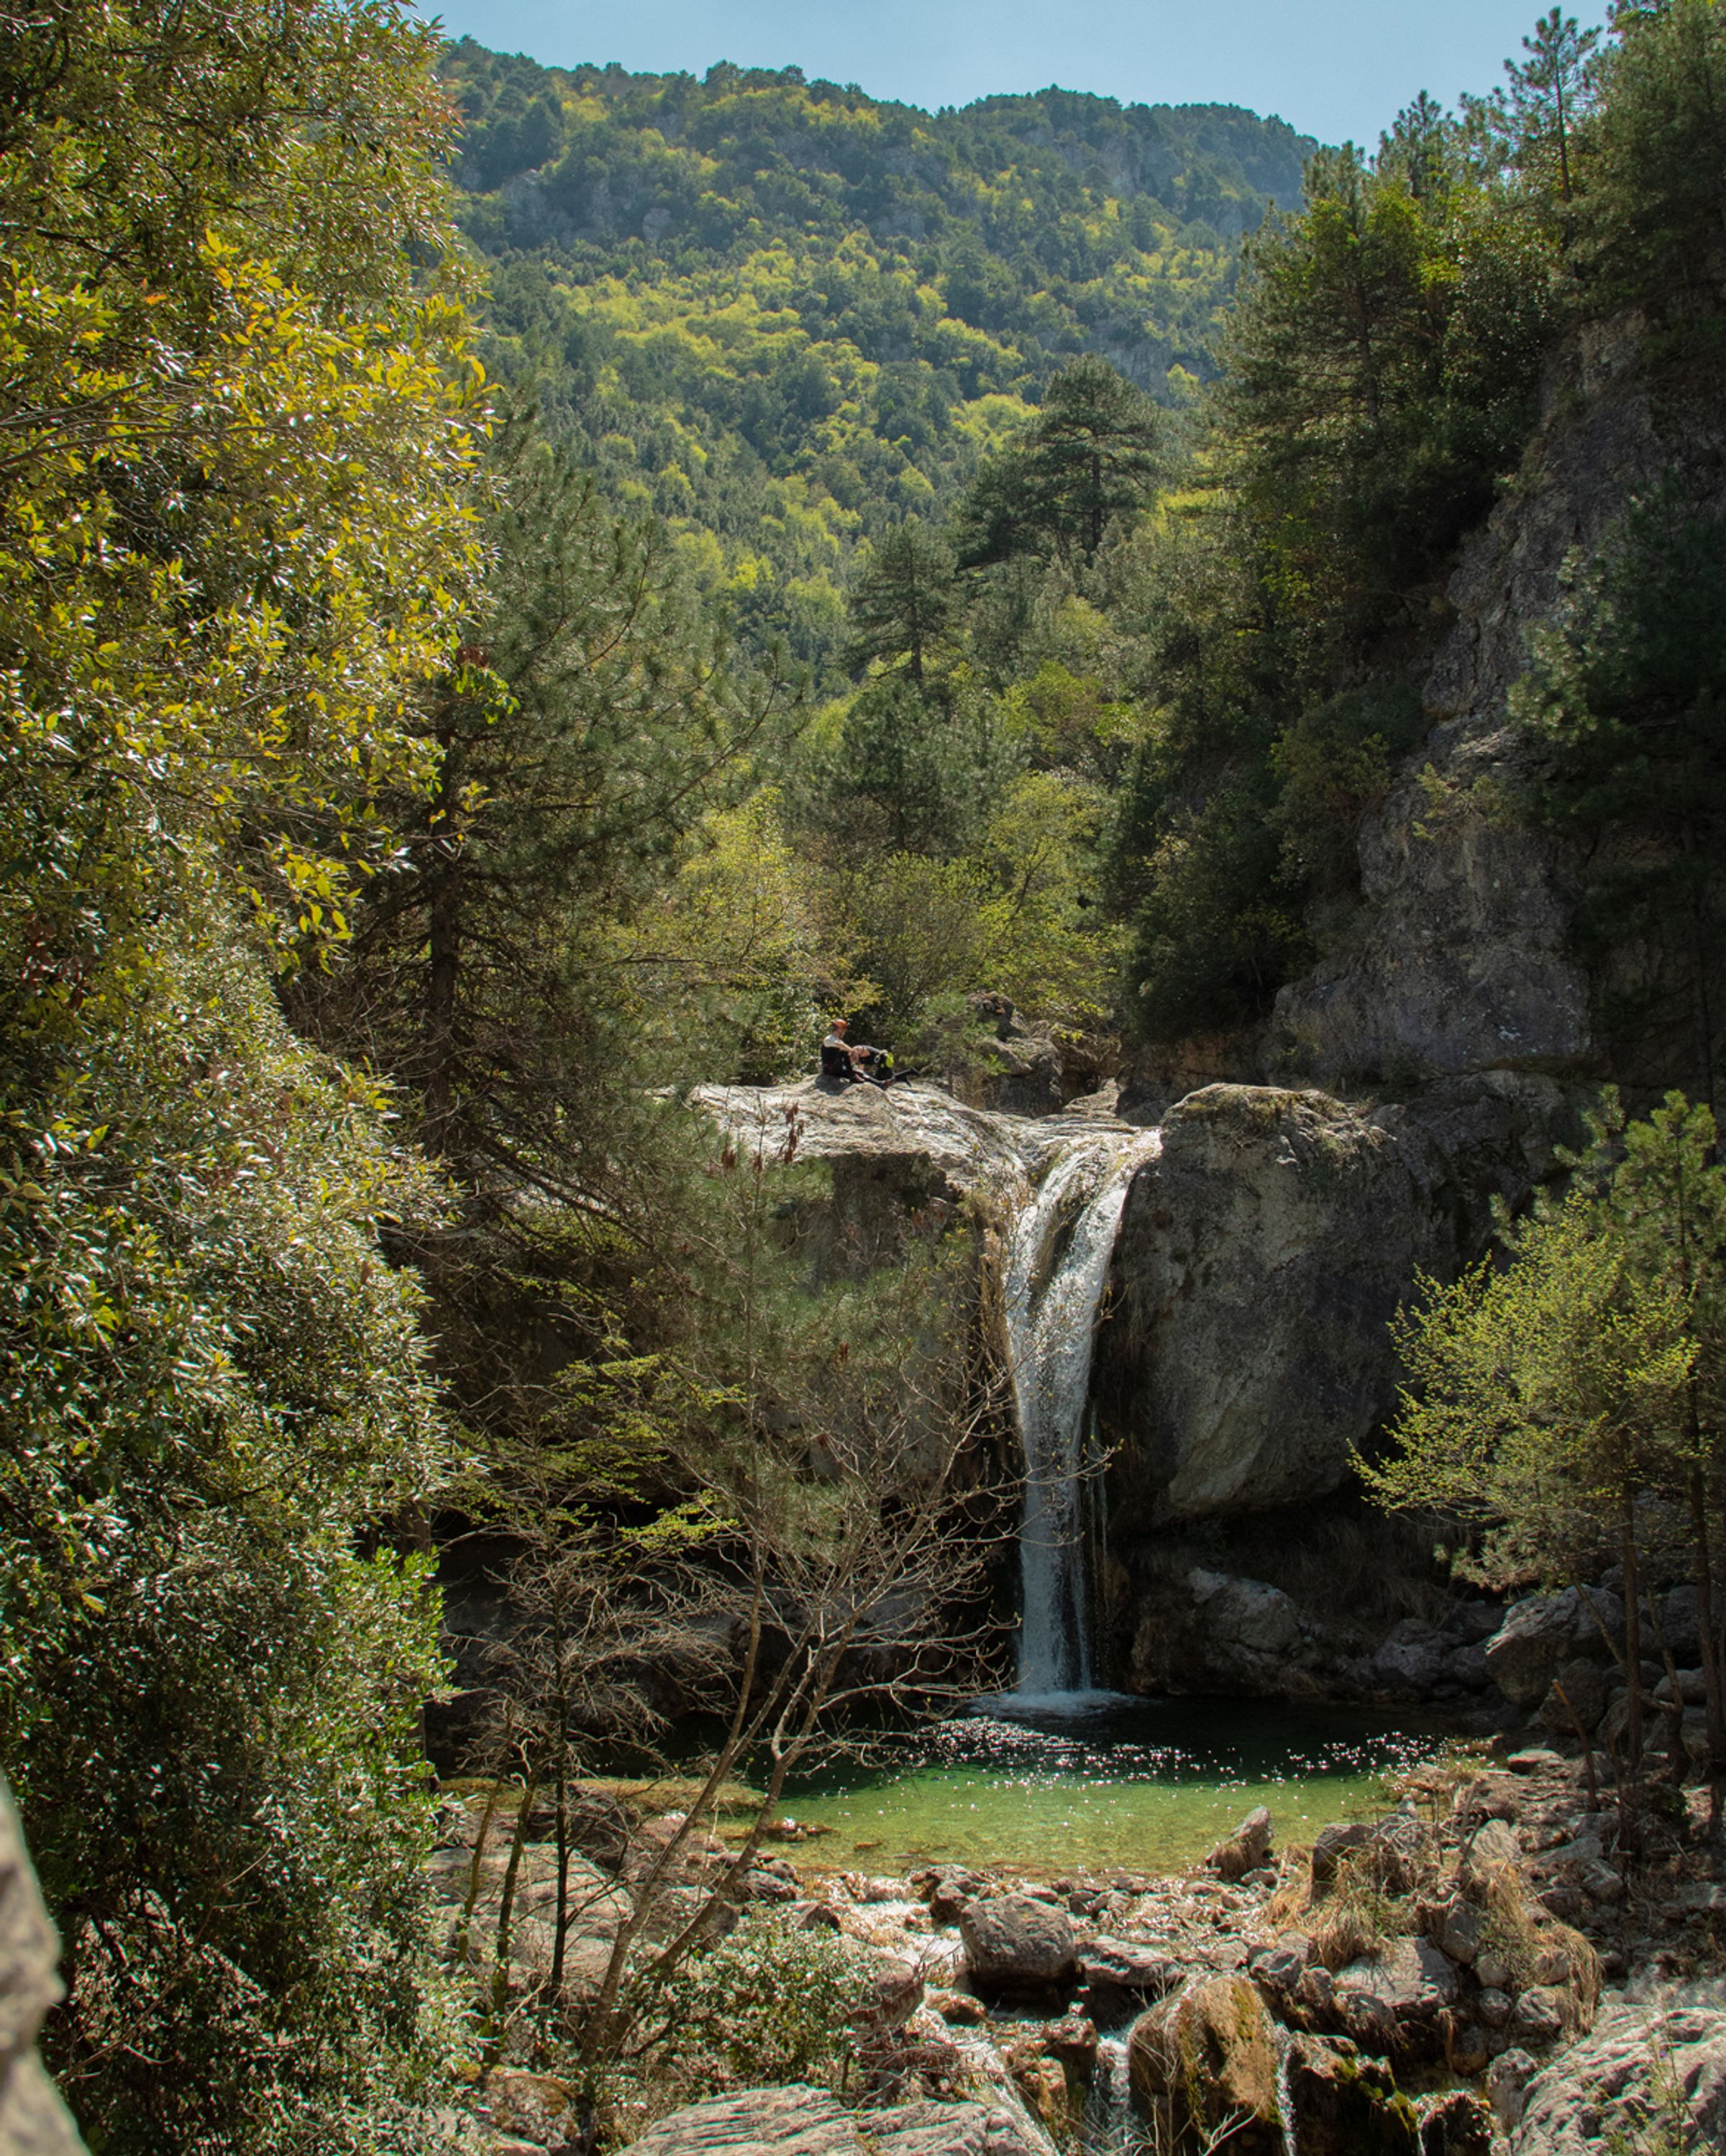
[820,1033,855,1081]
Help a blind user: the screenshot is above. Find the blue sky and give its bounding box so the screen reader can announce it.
[423,0,1613,147]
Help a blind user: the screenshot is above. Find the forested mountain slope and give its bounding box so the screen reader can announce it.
[437,42,1311,673]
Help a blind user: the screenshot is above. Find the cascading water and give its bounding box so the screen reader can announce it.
[1000,1128,1161,1699]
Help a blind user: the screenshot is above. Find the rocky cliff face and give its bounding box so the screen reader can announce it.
[1093,1077,1574,1532]
[1274,314,1726,1093]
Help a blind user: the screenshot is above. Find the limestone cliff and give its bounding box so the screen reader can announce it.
[1274,313,1726,1094]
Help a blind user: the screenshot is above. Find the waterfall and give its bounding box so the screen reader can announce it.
[1000,1128,1161,1699]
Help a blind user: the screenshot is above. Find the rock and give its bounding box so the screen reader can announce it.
[476,2070,575,2145]
[1183,1569,1305,1684]
[1458,1819,1522,1902]
[1312,1821,1374,1891]
[1661,1584,1703,1660]
[1098,1087,1461,1527]
[1077,1937,1181,1996]
[1128,1976,1283,2156]
[1428,1898,1482,1965]
[1507,1988,1569,2049]
[1418,2090,1494,2155]
[1002,2045,1070,2135]
[962,996,1064,1118]
[1488,2049,1538,2132]
[913,1867,988,1927]
[1576,1858,1622,1906]
[1333,1939,1460,2062]
[1036,2015,1097,2070]
[1247,1935,1307,1994]
[863,1958,926,2030]
[1373,1622,1453,1694]
[621,2086,1053,2156]
[1451,1773,1523,1824]
[928,1989,988,2027]
[959,1896,1078,2001]
[1478,1988,1512,2029]
[0,1776,88,2156]
[1535,1661,1610,1737]
[1485,1592,1622,1711]
[1512,2001,1726,2155]
[1360,1812,1431,1896]
[1207,1806,1274,1882]
[1475,1950,1511,1992]
[1283,2032,1418,2156]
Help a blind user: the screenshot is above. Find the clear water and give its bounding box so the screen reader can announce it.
[780,1694,1445,1876]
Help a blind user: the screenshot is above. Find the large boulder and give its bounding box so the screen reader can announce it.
[1512,2000,1726,2155]
[959,1896,1078,2002]
[1484,1589,1623,1710]
[1128,1975,1283,2156]
[1097,1087,1452,1525]
[623,2086,1053,2156]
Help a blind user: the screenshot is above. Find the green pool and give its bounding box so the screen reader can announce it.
[778,1694,1448,1876]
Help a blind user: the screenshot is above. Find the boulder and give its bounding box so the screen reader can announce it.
[1206,1806,1274,1882]
[1457,1819,1522,1902]
[1097,1088,1453,1526]
[1534,1661,1610,1738]
[1332,1939,1460,2063]
[961,997,1064,1118]
[1312,1821,1374,1891]
[1512,2001,1726,2155]
[959,1896,1078,2001]
[1284,2032,1419,2155]
[1076,1937,1181,2020]
[1484,1590,1622,1710]
[1284,2032,1418,2156]
[628,2088,1054,2156]
[0,1776,88,2156]
[1128,1977,1283,2156]
[1417,2090,1494,2155]
[1155,1567,1310,1691]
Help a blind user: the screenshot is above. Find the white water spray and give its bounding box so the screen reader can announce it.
[1000,1128,1161,1700]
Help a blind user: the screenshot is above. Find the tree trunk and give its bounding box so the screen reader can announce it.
[1622,1487,1645,1773]
[1691,1463,1726,1826]
[423,716,462,1153]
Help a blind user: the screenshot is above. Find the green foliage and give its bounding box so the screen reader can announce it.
[1366,1090,1726,1766]
[844,519,959,686]
[955,353,1164,568]
[0,1,487,2142]
[649,1913,870,2095]
[439,42,1312,680]
[1578,0,1726,313]
[1512,480,1726,1095]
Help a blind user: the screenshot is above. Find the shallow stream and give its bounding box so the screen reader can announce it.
[780,1694,1446,1876]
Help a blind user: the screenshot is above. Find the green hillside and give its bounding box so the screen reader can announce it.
[438,42,1312,674]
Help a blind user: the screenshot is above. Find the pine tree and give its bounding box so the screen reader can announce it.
[844,518,958,687]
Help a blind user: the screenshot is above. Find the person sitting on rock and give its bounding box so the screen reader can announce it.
[820,1017,892,1089]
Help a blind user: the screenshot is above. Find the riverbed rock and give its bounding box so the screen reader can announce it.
[622,2085,1054,2156]
[1207,1806,1274,1882]
[959,1896,1078,2001]
[1284,2033,1418,2156]
[1417,2090,1495,2155]
[1333,1938,1460,2062]
[1511,2000,1726,2155]
[1312,1821,1374,1891]
[1127,1975,1282,2156]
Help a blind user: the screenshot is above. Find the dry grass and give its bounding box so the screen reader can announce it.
[1306,1856,1408,1972]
